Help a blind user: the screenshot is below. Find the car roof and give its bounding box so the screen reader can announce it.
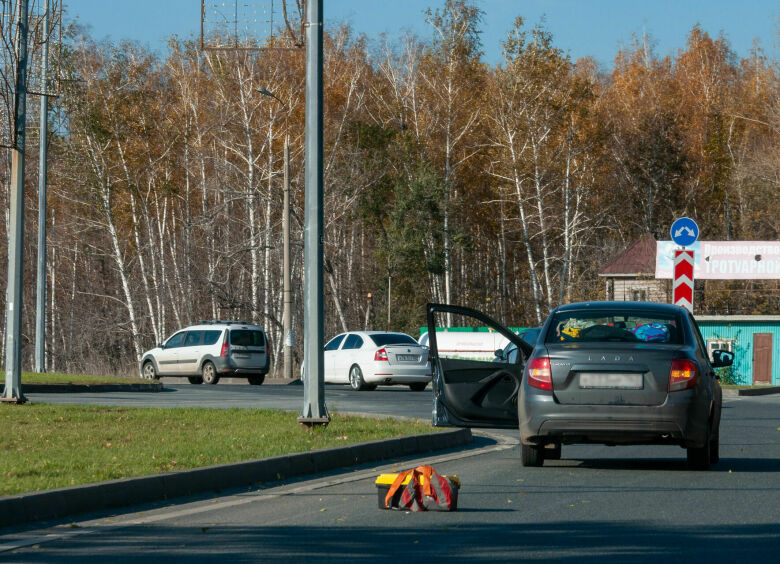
[551,301,686,316]
[184,321,265,331]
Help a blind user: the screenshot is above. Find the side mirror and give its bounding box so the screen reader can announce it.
[158,343,165,350]
[711,350,734,368]
[494,349,505,360]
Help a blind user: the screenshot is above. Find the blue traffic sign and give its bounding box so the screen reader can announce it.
[670,217,699,247]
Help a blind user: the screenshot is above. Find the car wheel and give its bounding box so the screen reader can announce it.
[687,427,712,470]
[545,443,562,460]
[188,376,203,385]
[521,444,545,467]
[709,436,719,465]
[409,383,427,392]
[248,375,265,386]
[202,361,220,385]
[349,365,367,391]
[142,361,157,380]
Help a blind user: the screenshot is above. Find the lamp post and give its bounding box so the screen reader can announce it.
[257,87,293,381]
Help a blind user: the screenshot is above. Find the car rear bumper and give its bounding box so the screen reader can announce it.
[214,356,269,377]
[519,387,711,448]
[363,366,432,385]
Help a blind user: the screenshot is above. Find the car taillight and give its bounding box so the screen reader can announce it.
[221,341,229,357]
[375,348,388,362]
[526,357,552,391]
[669,359,698,391]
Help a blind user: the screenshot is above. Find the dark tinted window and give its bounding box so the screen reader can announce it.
[545,310,683,344]
[369,333,417,347]
[519,328,540,345]
[184,331,202,347]
[229,330,266,347]
[325,334,345,351]
[342,334,364,349]
[203,330,222,346]
[165,332,185,348]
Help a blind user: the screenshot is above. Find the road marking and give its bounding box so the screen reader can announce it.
[0,430,517,554]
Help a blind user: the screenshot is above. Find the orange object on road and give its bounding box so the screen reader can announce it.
[376,465,460,511]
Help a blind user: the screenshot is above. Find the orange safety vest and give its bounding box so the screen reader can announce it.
[383,465,458,511]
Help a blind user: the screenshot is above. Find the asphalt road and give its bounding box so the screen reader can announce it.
[24,382,435,420]
[2,390,779,561]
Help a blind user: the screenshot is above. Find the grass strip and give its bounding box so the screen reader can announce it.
[17,372,149,385]
[0,404,437,496]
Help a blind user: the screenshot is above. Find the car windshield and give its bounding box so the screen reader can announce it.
[229,329,266,347]
[369,333,418,347]
[545,310,683,344]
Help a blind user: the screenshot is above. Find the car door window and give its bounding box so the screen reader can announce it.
[342,334,363,350]
[688,314,711,366]
[203,330,222,346]
[506,344,519,364]
[325,334,345,351]
[184,331,202,347]
[165,332,185,348]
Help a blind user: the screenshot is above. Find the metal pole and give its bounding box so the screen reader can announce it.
[3,0,30,403]
[283,135,293,380]
[298,0,328,427]
[35,0,50,373]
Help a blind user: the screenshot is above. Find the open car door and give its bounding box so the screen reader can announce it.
[427,303,533,429]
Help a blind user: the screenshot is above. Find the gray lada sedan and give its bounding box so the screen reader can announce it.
[426,302,733,470]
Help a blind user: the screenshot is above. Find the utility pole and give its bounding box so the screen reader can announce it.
[282,135,293,380]
[3,0,30,403]
[257,87,294,382]
[298,0,329,427]
[35,0,50,373]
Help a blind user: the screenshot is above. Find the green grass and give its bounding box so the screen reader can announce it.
[18,371,149,385]
[0,404,437,496]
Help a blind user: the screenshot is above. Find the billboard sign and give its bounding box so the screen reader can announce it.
[656,241,780,280]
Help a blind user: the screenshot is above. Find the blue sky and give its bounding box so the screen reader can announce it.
[65,0,778,68]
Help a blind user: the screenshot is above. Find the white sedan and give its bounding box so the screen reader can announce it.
[321,331,432,391]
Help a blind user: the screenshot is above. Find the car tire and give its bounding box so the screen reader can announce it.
[687,427,712,470]
[248,375,265,386]
[142,360,157,380]
[188,376,203,385]
[709,436,719,465]
[545,443,562,460]
[202,361,220,385]
[521,444,545,467]
[409,383,427,392]
[349,365,367,391]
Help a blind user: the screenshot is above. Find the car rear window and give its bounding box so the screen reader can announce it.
[369,333,418,347]
[229,329,266,347]
[545,310,683,344]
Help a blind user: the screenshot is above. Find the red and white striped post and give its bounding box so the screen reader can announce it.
[673,250,695,312]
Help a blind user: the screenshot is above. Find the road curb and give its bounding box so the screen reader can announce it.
[738,386,780,396]
[0,428,472,528]
[4,383,165,393]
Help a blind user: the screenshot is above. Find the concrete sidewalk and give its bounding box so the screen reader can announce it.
[0,428,472,528]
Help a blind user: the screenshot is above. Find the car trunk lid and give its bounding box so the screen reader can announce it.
[383,345,429,367]
[228,329,267,369]
[546,344,681,406]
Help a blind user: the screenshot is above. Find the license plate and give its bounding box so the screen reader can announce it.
[397,354,418,362]
[233,353,250,359]
[579,373,643,389]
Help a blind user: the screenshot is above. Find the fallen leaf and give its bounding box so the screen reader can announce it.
[320,508,327,512]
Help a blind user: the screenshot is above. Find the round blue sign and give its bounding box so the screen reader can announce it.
[670,217,699,247]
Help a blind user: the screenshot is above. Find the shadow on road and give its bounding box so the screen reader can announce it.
[5,521,777,562]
